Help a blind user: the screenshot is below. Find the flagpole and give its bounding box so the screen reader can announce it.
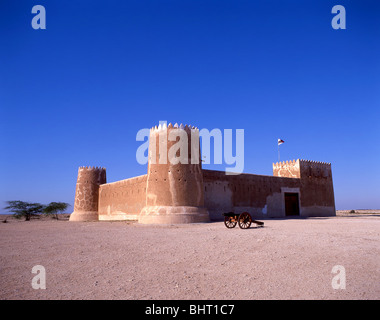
[277,139,284,162]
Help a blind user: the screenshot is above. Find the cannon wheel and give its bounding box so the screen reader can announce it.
[224,215,237,228]
[238,212,252,229]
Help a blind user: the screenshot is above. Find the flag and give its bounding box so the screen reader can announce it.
[278,139,284,145]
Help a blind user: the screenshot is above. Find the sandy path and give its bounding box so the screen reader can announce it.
[0,215,379,300]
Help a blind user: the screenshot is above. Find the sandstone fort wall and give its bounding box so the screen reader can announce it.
[98,174,147,221]
[203,169,301,220]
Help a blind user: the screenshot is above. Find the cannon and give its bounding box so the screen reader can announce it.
[222,212,264,229]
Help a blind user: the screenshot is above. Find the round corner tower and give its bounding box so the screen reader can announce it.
[69,166,107,222]
[139,123,210,224]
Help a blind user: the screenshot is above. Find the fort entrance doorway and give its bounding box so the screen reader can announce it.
[284,193,300,216]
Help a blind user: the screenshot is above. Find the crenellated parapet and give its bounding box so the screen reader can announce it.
[273,159,332,179]
[298,159,332,179]
[273,159,301,178]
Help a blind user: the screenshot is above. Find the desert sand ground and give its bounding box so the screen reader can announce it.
[0,212,379,300]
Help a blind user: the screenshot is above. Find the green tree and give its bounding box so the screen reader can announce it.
[43,202,70,220]
[4,201,45,221]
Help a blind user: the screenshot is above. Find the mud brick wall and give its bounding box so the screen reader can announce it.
[203,169,300,220]
[98,174,147,220]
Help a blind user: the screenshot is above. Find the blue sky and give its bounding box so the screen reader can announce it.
[0,0,379,211]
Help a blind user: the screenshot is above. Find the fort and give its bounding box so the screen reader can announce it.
[69,123,336,223]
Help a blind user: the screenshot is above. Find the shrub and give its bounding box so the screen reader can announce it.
[4,201,45,221]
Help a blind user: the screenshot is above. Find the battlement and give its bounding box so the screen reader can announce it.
[79,166,106,170]
[298,159,332,179]
[77,166,106,185]
[273,159,331,167]
[273,159,332,179]
[150,123,199,133]
[298,159,331,167]
[148,122,201,166]
[273,159,300,178]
